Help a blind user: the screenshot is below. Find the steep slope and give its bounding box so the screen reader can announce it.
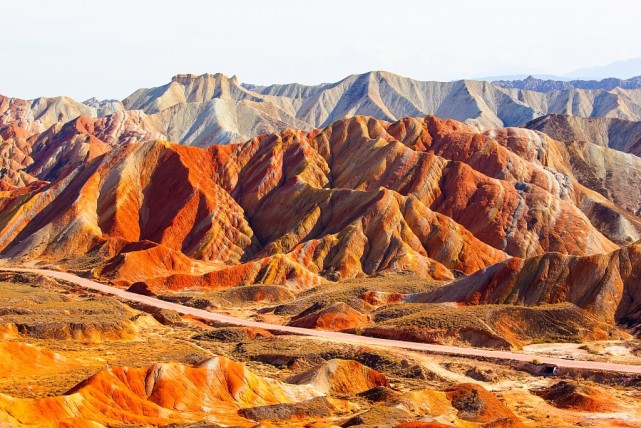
[82,97,124,116]
[522,114,641,223]
[559,140,641,219]
[0,108,166,189]
[242,71,640,133]
[0,141,261,264]
[149,96,310,147]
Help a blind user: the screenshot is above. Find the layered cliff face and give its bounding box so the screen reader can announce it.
[26,112,165,183]
[2,111,641,347]
[523,114,641,225]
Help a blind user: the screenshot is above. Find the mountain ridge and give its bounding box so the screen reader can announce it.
[493,75,641,92]
[4,70,641,148]
[565,57,641,80]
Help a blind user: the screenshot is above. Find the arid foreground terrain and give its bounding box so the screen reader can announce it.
[2,73,641,426]
[1,271,641,427]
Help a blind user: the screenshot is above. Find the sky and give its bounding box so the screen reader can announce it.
[2,0,641,100]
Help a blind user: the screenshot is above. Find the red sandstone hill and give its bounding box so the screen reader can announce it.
[0,123,39,190]
[1,114,639,295]
[0,355,323,426]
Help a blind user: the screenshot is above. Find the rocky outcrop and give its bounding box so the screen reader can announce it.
[288,302,370,331]
[0,109,166,189]
[0,123,39,190]
[286,359,390,394]
[82,97,124,116]
[445,383,524,427]
[531,381,619,412]
[27,112,165,182]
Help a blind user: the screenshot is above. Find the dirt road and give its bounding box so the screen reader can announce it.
[5,267,641,374]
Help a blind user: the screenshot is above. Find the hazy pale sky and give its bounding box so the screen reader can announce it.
[3,0,640,100]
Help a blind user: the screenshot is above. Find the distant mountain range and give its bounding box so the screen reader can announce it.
[565,57,641,80]
[482,57,641,82]
[3,71,641,148]
[492,75,641,92]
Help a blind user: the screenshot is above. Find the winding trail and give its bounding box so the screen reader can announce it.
[5,267,641,374]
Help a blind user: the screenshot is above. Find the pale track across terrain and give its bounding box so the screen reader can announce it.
[4,267,641,374]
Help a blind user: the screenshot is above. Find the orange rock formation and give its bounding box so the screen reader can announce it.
[0,115,629,294]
